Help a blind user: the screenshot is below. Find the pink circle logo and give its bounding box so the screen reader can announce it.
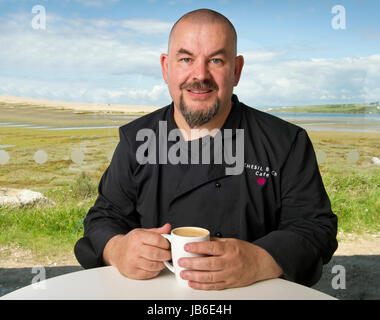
[257,177,266,185]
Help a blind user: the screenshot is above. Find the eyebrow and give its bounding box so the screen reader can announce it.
[176,48,193,56]
[176,48,227,57]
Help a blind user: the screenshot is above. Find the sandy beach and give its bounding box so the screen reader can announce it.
[0,95,161,114]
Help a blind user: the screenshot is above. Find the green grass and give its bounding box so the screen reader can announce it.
[270,103,380,114]
[0,125,116,259]
[322,171,380,233]
[0,172,98,259]
[0,125,379,260]
[309,131,380,235]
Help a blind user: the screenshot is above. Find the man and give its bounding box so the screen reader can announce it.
[74,9,338,290]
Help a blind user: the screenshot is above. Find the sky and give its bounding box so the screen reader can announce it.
[0,0,379,108]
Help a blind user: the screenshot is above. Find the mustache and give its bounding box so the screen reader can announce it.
[180,79,219,91]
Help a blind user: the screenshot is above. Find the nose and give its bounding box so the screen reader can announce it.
[191,59,210,81]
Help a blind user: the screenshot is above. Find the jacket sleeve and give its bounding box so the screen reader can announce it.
[74,128,140,269]
[253,129,338,286]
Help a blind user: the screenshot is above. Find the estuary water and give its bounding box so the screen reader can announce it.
[0,108,379,133]
[268,112,380,133]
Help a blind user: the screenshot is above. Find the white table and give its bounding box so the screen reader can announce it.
[1,266,336,300]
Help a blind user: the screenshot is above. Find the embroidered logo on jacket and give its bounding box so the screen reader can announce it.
[244,162,278,185]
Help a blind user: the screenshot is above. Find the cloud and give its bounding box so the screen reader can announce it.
[364,32,380,40]
[241,50,287,62]
[0,73,171,105]
[0,12,170,77]
[0,11,173,105]
[0,11,379,107]
[119,19,173,35]
[74,0,119,7]
[236,54,380,106]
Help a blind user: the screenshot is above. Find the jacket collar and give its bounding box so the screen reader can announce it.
[165,95,242,209]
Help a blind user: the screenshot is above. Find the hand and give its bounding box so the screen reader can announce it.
[103,223,172,280]
[178,238,283,290]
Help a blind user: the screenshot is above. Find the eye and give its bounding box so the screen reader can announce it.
[211,58,222,64]
[181,58,191,63]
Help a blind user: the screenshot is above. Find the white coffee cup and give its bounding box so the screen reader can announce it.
[162,226,210,287]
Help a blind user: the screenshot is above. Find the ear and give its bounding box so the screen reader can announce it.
[160,53,169,84]
[233,55,244,86]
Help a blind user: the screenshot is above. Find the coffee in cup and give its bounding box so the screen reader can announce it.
[172,227,209,237]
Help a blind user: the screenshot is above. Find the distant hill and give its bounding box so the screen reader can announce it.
[267,103,380,114]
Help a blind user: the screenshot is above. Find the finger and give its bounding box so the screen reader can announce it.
[178,256,224,271]
[188,280,226,291]
[180,270,225,283]
[148,223,171,234]
[210,237,227,241]
[141,230,171,249]
[138,257,166,272]
[184,241,224,256]
[140,244,171,261]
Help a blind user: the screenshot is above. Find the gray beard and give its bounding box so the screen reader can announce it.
[179,94,219,128]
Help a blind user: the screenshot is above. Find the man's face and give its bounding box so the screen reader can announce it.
[161,21,243,128]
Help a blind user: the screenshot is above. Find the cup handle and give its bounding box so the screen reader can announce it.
[161,234,175,273]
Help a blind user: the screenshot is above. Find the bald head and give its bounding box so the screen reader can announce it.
[161,8,244,130]
[168,9,237,56]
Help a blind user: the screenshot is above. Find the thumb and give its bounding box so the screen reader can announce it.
[149,223,171,234]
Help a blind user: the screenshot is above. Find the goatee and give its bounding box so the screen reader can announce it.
[179,95,219,128]
[179,80,219,128]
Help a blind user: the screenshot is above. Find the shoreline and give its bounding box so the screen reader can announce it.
[0,95,161,114]
[1,95,379,134]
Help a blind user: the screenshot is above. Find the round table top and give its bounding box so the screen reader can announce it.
[1,266,336,300]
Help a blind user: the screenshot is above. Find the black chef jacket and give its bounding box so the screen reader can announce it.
[74,94,338,287]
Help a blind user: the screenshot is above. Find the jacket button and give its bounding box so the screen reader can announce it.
[215,182,221,188]
[215,232,223,238]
